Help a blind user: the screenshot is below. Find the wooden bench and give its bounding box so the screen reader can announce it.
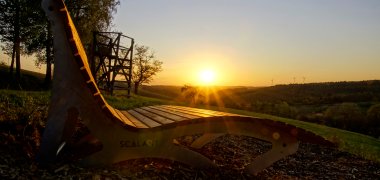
[37,0,335,175]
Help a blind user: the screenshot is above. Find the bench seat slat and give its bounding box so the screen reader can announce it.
[149,106,207,118]
[140,107,188,121]
[148,106,203,119]
[127,110,161,127]
[120,110,149,128]
[158,106,214,118]
[134,108,174,124]
[177,106,236,116]
[114,109,135,127]
[162,105,235,116]
[115,106,245,128]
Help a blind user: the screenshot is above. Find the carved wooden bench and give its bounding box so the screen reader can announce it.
[37,0,334,175]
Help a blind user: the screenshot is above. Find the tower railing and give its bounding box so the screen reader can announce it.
[90,31,134,96]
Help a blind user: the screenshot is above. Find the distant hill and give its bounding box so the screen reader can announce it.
[0,65,46,90]
[140,81,380,106]
[139,85,183,100]
[139,85,261,102]
[238,81,380,105]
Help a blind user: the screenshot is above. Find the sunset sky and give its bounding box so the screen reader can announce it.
[113,0,380,86]
[1,0,380,86]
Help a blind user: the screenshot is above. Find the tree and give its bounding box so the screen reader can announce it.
[274,101,298,119]
[24,0,120,87]
[324,103,366,131]
[367,104,380,137]
[132,45,163,94]
[24,20,53,87]
[23,2,52,87]
[65,0,120,47]
[180,85,205,105]
[0,0,119,87]
[0,0,21,81]
[0,0,43,83]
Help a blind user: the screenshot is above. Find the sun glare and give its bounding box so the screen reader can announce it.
[199,69,216,85]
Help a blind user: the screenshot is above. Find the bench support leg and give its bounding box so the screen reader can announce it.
[190,133,225,149]
[150,144,215,168]
[85,144,215,169]
[246,137,299,175]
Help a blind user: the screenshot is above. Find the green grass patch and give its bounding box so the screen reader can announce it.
[0,90,50,126]
[104,94,167,110]
[106,90,185,110]
[0,89,50,110]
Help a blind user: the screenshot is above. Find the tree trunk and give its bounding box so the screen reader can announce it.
[15,39,21,82]
[14,0,21,83]
[44,22,52,87]
[44,49,52,87]
[9,43,16,76]
[134,82,139,94]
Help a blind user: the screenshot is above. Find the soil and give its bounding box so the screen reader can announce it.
[0,133,379,179]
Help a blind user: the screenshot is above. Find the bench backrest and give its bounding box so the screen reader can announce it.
[37,0,133,164]
[44,0,126,122]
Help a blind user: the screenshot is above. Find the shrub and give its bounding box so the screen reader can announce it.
[324,103,366,132]
[367,104,380,137]
[274,101,298,119]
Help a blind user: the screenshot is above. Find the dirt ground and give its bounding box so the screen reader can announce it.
[1,133,379,179]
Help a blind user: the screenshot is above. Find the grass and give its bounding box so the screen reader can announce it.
[104,94,167,110]
[1,89,379,163]
[0,65,46,90]
[0,90,50,132]
[105,89,187,109]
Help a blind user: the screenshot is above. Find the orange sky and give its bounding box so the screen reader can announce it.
[1,1,380,87]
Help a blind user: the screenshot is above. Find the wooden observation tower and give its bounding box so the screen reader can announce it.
[90,32,134,96]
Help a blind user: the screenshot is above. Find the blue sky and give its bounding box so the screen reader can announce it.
[111,0,380,86]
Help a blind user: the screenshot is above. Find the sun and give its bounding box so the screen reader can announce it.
[199,69,216,85]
